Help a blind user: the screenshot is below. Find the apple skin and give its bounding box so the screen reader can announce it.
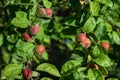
[82,38,91,48]
[30,24,40,35]
[45,8,53,17]
[36,45,45,54]
[39,7,46,15]
[101,42,110,51]
[77,33,87,43]
[23,33,32,41]
[23,68,31,79]
[90,64,99,70]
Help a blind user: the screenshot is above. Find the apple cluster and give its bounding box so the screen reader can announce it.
[39,8,53,17]
[23,24,45,54]
[77,33,91,48]
[77,33,110,51]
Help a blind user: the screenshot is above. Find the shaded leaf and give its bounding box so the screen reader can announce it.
[1,48,10,64]
[0,34,3,47]
[114,22,120,29]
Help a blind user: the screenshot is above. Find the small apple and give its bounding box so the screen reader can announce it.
[36,45,45,54]
[101,42,110,51]
[82,38,91,48]
[23,68,31,79]
[30,24,40,35]
[45,8,53,17]
[39,7,46,15]
[90,64,99,70]
[23,33,32,41]
[77,33,86,43]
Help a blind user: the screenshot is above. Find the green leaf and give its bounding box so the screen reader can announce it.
[2,64,22,78]
[61,60,82,74]
[114,22,120,28]
[99,67,108,75]
[35,26,45,40]
[112,31,120,45]
[29,3,38,20]
[43,0,52,8]
[11,11,30,28]
[7,34,18,43]
[15,11,27,18]
[105,22,112,32]
[73,70,86,80]
[64,19,77,27]
[36,63,61,77]
[66,42,75,50]
[83,17,96,33]
[42,52,49,60]
[93,46,101,57]
[95,23,106,39]
[95,0,113,7]
[32,71,40,77]
[15,39,35,53]
[90,1,100,16]
[88,69,103,80]
[41,77,53,80]
[2,48,10,64]
[107,78,118,80]
[71,54,84,61]
[94,54,112,67]
[0,34,3,47]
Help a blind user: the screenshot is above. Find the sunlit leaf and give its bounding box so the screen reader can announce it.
[36,63,61,77]
[83,17,96,33]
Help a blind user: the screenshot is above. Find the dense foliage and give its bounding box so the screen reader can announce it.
[0,0,120,80]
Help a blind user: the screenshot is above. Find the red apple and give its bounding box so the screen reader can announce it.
[23,68,31,79]
[45,8,53,17]
[23,33,32,41]
[77,33,87,43]
[30,24,40,35]
[101,42,110,51]
[36,45,45,54]
[90,64,99,70]
[82,38,91,48]
[39,7,46,15]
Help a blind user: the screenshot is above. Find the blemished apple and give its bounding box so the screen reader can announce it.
[39,7,46,15]
[30,24,40,35]
[90,64,99,70]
